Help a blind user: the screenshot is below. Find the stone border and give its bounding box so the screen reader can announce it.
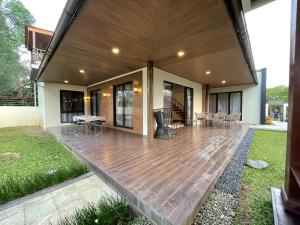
[0,172,94,212]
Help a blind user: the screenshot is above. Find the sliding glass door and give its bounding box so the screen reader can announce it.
[114,82,133,128]
[209,91,242,116]
[60,90,84,123]
[229,92,242,114]
[90,90,101,116]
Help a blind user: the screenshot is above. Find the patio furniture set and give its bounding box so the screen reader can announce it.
[153,108,242,140]
[194,112,241,127]
[72,115,106,135]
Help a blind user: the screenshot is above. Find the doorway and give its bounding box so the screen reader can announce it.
[163,81,193,126]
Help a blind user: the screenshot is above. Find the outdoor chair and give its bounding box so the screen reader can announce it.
[90,120,104,135]
[195,112,206,126]
[205,113,214,127]
[153,108,175,140]
[212,112,225,128]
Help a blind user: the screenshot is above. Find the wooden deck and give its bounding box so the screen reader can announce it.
[49,125,249,225]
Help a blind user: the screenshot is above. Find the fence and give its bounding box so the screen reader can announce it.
[0,96,35,106]
[0,106,39,128]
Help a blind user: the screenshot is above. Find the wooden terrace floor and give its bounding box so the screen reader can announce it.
[49,125,249,225]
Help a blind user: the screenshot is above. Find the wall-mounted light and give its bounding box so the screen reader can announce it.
[64,80,69,83]
[83,96,90,101]
[102,93,111,97]
[177,50,185,57]
[134,87,142,94]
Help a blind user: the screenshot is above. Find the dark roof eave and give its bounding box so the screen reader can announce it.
[35,0,86,82]
[223,0,258,85]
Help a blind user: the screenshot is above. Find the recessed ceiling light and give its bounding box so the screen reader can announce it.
[177,51,185,57]
[205,70,211,75]
[79,69,85,74]
[221,80,226,84]
[112,47,120,54]
[64,80,69,83]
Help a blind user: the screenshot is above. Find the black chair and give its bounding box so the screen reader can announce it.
[154,108,174,140]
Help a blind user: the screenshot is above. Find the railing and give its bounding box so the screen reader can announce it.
[171,97,184,111]
[31,48,46,65]
[0,96,35,106]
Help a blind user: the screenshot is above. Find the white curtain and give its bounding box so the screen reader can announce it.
[229,92,242,114]
[209,94,217,113]
[217,93,228,113]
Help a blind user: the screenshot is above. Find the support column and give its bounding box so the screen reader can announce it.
[205,84,209,112]
[147,61,154,138]
[282,0,300,214]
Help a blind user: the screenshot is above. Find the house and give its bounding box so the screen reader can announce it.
[24,1,283,225]
[25,0,267,134]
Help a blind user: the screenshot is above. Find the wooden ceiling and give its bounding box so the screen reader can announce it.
[40,0,255,87]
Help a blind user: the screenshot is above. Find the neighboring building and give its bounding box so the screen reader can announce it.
[26,0,266,134]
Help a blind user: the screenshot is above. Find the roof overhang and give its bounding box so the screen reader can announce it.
[36,0,258,88]
[241,0,276,12]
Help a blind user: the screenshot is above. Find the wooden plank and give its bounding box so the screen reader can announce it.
[48,124,249,225]
[282,0,300,216]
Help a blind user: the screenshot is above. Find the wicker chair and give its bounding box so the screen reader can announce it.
[154,108,175,140]
[195,112,206,126]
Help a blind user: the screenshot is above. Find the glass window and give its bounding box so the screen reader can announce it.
[90,90,101,116]
[209,94,217,113]
[217,93,229,114]
[209,92,242,116]
[114,82,133,128]
[229,92,242,114]
[60,90,84,123]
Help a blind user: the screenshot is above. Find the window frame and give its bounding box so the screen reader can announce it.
[60,90,85,123]
[113,81,133,129]
[90,89,101,116]
[209,91,243,118]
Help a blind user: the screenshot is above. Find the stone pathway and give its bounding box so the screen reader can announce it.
[0,173,115,225]
[250,121,287,132]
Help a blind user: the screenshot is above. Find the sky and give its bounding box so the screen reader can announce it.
[20,0,291,88]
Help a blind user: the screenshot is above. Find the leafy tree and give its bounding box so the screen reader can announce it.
[266,85,289,104]
[0,0,35,96]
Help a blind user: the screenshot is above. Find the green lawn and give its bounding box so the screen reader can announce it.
[234,130,287,225]
[0,127,87,204]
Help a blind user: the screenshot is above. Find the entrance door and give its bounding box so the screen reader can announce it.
[184,87,193,126]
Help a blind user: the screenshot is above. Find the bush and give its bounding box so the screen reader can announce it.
[0,165,87,204]
[57,195,136,225]
[265,116,274,125]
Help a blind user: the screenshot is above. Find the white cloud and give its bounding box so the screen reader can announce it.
[20,0,67,31]
[245,0,291,88]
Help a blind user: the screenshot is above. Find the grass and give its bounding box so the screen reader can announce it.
[0,126,87,204]
[234,130,287,225]
[57,195,137,225]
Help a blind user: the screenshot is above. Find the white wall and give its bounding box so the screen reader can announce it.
[153,68,202,117]
[39,82,88,129]
[0,106,39,128]
[209,72,263,124]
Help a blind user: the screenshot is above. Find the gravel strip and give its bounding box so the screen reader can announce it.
[136,129,254,225]
[215,129,254,197]
[192,189,237,225]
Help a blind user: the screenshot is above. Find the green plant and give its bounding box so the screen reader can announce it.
[57,195,134,225]
[265,116,274,125]
[234,130,286,225]
[0,127,88,204]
